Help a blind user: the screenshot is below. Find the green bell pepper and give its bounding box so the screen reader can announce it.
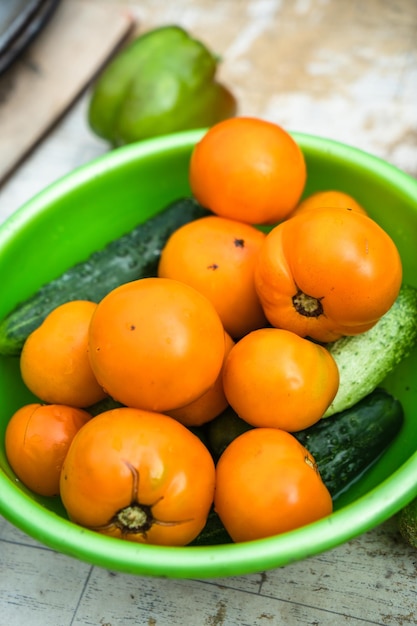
[88,25,237,146]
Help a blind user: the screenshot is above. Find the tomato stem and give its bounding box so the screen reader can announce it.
[292,289,323,318]
[98,462,190,537]
[115,503,154,533]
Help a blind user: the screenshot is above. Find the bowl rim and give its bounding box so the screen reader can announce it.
[1,128,417,578]
[2,449,417,578]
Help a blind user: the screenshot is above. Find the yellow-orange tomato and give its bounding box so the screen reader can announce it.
[189,117,306,225]
[60,407,216,546]
[166,332,235,427]
[5,403,91,496]
[222,328,339,431]
[20,301,107,408]
[88,277,226,412]
[158,215,268,338]
[255,207,403,342]
[290,189,367,217]
[214,428,333,542]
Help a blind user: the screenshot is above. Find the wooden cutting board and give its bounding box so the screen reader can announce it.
[0,0,135,185]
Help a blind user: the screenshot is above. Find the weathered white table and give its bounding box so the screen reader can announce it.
[1,1,416,624]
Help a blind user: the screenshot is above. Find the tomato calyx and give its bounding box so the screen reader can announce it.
[97,462,192,537]
[292,289,324,318]
[113,502,155,534]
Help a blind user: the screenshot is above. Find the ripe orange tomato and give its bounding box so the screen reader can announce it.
[222,328,339,431]
[88,277,226,412]
[20,300,107,408]
[166,331,235,427]
[290,189,367,217]
[60,407,216,546]
[5,403,91,496]
[214,427,333,542]
[255,207,403,342]
[158,215,268,337]
[189,117,306,225]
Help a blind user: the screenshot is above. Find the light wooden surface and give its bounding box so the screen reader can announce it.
[0,1,134,184]
[1,1,417,624]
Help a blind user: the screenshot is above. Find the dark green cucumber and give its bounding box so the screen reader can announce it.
[189,508,232,546]
[207,388,404,497]
[295,388,404,498]
[195,389,404,545]
[0,197,208,356]
[87,396,125,416]
[206,406,253,461]
[397,498,417,549]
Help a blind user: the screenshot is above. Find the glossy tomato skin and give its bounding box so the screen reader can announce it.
[88,277,226,412]
[214,428,333,542]
[166,331,235,427]
[189,117,306,225]
[255,207,402,342]
[20,300,107,408]
[289,189,367,217]
[222,327,339,432]
[158,215,268,338]
[60,407,216,546]
[5,403,91,496]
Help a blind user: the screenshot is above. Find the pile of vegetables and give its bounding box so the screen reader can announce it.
[1,25,417,547]
[1,114,416,547]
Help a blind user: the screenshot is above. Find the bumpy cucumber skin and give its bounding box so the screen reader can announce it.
[295,388,404,498]
[398,497,417,549]
[207,389,403,498]
[323,284,417,418]
[0,198,208,356]
[197,388,404,544]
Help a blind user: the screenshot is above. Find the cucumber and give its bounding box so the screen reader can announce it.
[323,283,417,417]
[196,389,404,544]
[294,388,404,498]
[207,388,403,497]
[87,396,125,416]
[398,498,417,549]
[0,197,208,356]
[207,406,253,461]
[189,508,232,546]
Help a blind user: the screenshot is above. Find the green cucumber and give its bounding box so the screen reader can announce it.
[0,197,208,356]
[398,498,417,549]
[206,406,253,461]
[294,388,404,498]
[190,508,232,546]
[196,389,404,544]
[207,388,403,497]
[87,397,125,416]
[323,283,417,417]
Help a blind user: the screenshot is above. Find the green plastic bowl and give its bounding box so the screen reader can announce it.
[1,130,416,578]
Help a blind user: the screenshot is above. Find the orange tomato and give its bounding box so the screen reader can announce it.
[158,215,268,337]
[5,403,91,496]
[189,117,306,225]
[60,407,216,546]
[214,427,333,542]
[20,301,107,408]
[290,189,367,217]
[166,331,235,427]
[88,277,226,412]
[222,328,339,431]
[255,207,402,342]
